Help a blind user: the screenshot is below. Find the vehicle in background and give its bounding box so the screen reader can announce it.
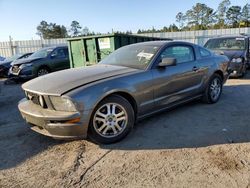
[0,56,5,61]
[9,45,70,80]
[18,41,229,144]
[0,53,32,77]
[204,35,250,77]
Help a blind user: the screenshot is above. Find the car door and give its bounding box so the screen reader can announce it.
[152,44,202,109]
[50,47,70,71]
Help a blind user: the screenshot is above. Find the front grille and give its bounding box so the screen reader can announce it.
[12,65,20,73]
[25,91,47,108]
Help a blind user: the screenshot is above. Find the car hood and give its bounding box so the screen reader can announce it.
[11,57,43,66]
[0,60,12,67]
[211,50,245,61]
[22,64,139,96]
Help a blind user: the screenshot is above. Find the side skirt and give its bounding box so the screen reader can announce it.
[136,94,203,122]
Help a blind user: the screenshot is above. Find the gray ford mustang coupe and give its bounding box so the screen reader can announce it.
[18,41,229,144]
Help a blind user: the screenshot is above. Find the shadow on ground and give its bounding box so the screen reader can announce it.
[102,84,250,151]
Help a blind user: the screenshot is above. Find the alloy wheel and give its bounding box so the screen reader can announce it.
[37,69,49,76]
[93,103,128,138]
[210,77,222,101]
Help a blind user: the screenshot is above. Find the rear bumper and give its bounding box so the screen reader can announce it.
[18,99,89,139]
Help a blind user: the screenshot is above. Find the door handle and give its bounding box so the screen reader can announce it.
[192,66,200,72]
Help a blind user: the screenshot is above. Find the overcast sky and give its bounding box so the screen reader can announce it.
[0,0,248,41]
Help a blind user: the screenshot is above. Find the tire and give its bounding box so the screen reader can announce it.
[88,95,135,144]
[37,67,49,77]
[202,74,223,104]
[240,65,247,78]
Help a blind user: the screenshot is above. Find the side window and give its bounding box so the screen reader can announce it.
[199,47,211,58]
[160,45,194,64]
[51,48,66,58]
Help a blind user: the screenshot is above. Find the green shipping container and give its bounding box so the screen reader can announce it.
[68,33,172,68]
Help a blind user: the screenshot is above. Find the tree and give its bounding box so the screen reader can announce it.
[70,21,82,37]
[36,21,68,39]
[169,24,179,32]
[241,4,250,27]
[226,6,241,27]
[82,26,90,36]
[176,12,186,29]
[36,21,49,39]
[185,3,215,30]
[216,0,231,28]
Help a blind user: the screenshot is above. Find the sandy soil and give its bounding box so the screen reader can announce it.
[0,75,250,188]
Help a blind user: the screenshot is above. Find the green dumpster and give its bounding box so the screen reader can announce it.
[67,33,172,68]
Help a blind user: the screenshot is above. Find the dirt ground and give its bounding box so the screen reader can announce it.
[0,74,250,188]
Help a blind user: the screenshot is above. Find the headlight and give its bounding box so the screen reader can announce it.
[49,96,77,112]
[231,58,242,63]
[20,63,33,69]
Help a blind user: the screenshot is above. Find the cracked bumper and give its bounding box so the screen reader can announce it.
[18,99,89,139]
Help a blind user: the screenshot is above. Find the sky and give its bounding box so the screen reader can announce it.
[0,0,248,41]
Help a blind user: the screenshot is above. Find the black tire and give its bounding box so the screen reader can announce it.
[37,67,50,77]
[202,74,223,104]
[88,95,135,144]
[240,65,247,78]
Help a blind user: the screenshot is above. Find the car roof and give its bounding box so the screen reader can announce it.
[42,45,68,50]
[130,40,197,47]
[208,35,249,40]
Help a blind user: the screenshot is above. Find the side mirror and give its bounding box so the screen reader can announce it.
[50,53,57,59]
[158,58,177,67]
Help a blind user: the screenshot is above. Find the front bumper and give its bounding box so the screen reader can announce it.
[8,66,35,80]
[228,62,245,77]
[18,99,89,139]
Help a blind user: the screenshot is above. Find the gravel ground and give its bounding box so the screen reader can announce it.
[0,75,250,188]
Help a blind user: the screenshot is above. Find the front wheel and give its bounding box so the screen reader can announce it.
[202,74,223,104]
[37,67,49,77]
[88,95,135,144]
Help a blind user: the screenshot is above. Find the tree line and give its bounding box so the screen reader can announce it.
[36,20,97,39]
[138,0,250,33]
[37,0,250,39]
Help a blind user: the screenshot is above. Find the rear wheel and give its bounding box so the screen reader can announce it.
[37,67,49,77]
[88,95,135,144]
[202,74,223,104]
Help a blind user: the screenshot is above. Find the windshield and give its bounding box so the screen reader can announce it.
[99,44,160,69]
[205,38,246,51]
[29,48,53,59]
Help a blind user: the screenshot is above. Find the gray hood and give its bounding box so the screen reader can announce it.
[11,57,43,66]
[22,64,138,96]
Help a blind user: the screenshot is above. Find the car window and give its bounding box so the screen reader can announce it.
[160,45,194,64]
[52,48,66,58]
[205,38,245,51]
[199,47,211,57]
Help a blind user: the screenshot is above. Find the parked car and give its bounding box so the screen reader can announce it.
[9,45,70,80]
[18,41,229,144]
[0,53,32,77]
[0,56,5,61]
[204,35,250,77]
